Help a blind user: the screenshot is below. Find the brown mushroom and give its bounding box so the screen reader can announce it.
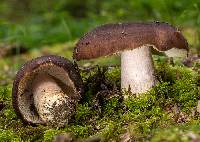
[12,55,83,127]
[73,22,188,95]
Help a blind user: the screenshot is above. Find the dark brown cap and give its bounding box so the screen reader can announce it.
[12,55,83,125]
[73,22,188,61]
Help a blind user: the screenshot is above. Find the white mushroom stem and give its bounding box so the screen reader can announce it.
[121,46,157,95]
[32,73,66,123]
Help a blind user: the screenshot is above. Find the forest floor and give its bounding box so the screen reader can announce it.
[0,40,199,142]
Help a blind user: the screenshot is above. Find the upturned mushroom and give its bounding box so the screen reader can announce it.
[12,55,83,127]
[73,22,188,94]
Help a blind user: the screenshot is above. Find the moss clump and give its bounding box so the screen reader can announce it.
[0,85,12,103]
[0,85,18,129]
[65,124,93,138]
[74,103,94,123]
[155,63,200,113]
[0,129,21,142]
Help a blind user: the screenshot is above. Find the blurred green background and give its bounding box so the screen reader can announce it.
[0,0,200,52]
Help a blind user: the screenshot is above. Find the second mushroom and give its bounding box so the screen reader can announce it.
[12,55,83,127]
[73,22,188,95]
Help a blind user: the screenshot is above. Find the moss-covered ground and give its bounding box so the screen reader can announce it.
[0,43,199,141]
[1,0,200,141]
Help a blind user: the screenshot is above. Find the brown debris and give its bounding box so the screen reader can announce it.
[0,101,5,111]
[53,133,74,142]
[196,100,200,114]
[182,55,200,67]
[187,131,200,142]
[0,44,28,58]
[119,132,131,142]
[165,104,190,124]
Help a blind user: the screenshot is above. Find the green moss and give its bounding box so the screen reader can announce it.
[104,67,121,87]
[0,85,12,103]
[155,64,200,113]
[98,120,122,141]
[0,129,21,142]
[121,93,172,139]
[66,124,93,138]
[3,108,16,120]
[101,96,122,117]
[75,103,93,123]
[0,58,199,141]
[43,129,64,142]
[17,126,46,142]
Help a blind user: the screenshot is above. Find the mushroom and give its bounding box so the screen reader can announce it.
[73,22,188,95]
[12,55,83,127]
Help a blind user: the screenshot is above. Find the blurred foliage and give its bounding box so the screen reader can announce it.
[0,0,200,52]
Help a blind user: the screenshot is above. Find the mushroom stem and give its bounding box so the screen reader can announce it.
[32,73,66,123]
[121,46,157,95]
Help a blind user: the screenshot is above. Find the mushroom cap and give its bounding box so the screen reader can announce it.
[12,55,83,126]
[73,22,188,61]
